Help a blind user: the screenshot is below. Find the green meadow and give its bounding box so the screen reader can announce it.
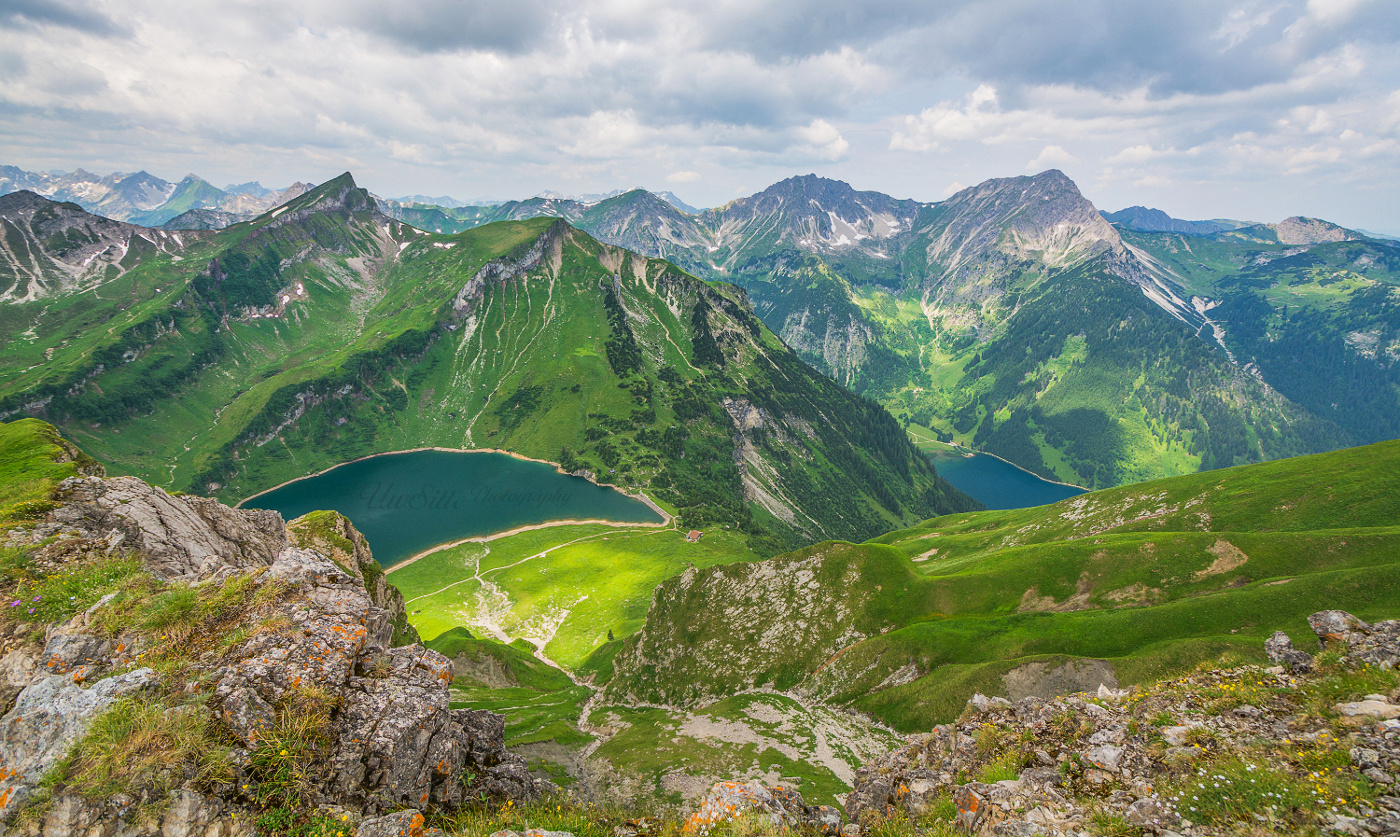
[390,522,762,668]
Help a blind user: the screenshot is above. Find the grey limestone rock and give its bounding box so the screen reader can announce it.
[0,667,157,817]
[1309,610,1371,649]
[356,809,426,837]
[1307,610,1400,669]
[687,781,843,836]
[1265,630,1315,673]
[48,476,286,581]
[213,546,552,815]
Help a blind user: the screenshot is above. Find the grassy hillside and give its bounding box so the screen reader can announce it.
[606,438,1400,732]
[0,177,977,555]
[390,522,763,668]
[0,417,101,511]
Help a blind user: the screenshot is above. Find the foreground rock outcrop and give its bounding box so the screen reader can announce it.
[684,780,843,836]
[846,611,1400,836]
[0,473,552,832]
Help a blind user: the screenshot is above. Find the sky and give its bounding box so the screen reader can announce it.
[2,0,1399,232]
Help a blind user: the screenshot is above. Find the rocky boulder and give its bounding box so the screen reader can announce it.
[211,546,550,814]
[1265,630,1315,673]
[685,780,842,835]
[0,668,158,816]
[1310,610,1400,670]
[37,476,286,581]
[287,510,419,646]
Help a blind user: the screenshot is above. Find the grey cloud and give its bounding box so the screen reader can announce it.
[916,0,1400,100]
[677,0,932,60]
[659,0,1398,100]
[0,0,128,36]
[312,0,555,54]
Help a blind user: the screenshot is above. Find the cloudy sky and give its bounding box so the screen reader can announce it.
[3,0,1399,231]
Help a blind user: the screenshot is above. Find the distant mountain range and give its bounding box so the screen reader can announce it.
[1101,206,1251,236]
[0,166,312,228]
[3,163,1397,493]
[0,165,705,228]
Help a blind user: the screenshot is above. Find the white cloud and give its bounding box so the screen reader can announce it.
[1026,145,1076,171]
[1109,144,1163,164]
[796,119,849,160]
[667,170,700,182]
[889,85,1000,151]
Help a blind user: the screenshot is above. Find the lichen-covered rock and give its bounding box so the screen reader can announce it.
[212,547,552,814]
[0,472,550,828]
[0,667,157,816]
[684,780,842,835]
[357,809,427,837]
[0,624,40,714]
[287,510,419,647]
[1310,610,1371,649]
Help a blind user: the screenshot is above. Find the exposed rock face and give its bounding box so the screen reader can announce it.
[0,668,158,815]
[685,780,842,835]
[1273,216,1364,246]
[43,476,287,581]
[1309,609,1400,670]
[0,473,549,830]
[0,190,194,303]
[1265,629,1315,673]
[210,546,545,813]
[287,510,419,646]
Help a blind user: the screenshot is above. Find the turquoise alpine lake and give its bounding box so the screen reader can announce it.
[927,449,1086,510]
[241,449,664,568]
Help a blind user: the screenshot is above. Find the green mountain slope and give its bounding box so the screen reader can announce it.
[1122,228,1400,446]
[604,438,1400,730]
[0,176,977,553]
[383,172,1378,490]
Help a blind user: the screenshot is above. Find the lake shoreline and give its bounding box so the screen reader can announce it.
[235,445,673,523]
[927,446,1088,491]
[384,516,672,574]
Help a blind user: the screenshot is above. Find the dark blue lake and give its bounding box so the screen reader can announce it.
[927,449,1086,510]
[241,450,664,567]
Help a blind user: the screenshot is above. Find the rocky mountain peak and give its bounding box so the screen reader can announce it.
[261,171,380,229]
[921,168,1125,275]
[0,191,191,302]
[1273,215,1366,246]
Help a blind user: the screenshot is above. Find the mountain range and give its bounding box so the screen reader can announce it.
[3,163,1398,495]
[0,174,976,555]
[0,166,312,229]
[351,170,1400,490]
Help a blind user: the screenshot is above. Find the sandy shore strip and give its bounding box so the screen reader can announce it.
[385,516,672,574]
